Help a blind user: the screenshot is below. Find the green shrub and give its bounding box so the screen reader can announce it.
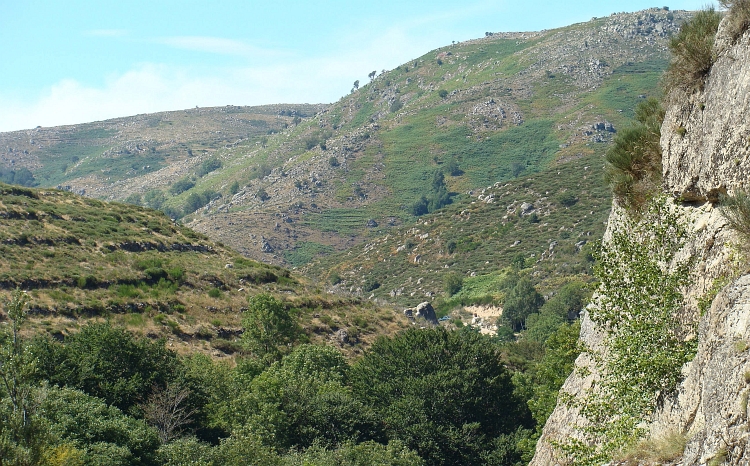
[663,8,721,96]
[229,181,240,195]
[438,89,449,98]
[363,278,381,292]
[720,0,750,43]
[208,288,221,298]
[169,178,195,195]
[256,188,270,202]
[604,98,665,210]
[719,191,750,247]
[390,99,404,113]
[443,272,463,297]
[560,197,697,464]
[196,157,222,177]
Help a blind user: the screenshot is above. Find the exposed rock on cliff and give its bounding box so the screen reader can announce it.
[532,14,750,466]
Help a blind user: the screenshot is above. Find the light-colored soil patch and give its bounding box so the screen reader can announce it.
[462,305,502,335]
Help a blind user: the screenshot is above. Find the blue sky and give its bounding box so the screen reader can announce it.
[0,0,708,132]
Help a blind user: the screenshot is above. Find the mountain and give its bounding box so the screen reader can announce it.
[0,8,691,272]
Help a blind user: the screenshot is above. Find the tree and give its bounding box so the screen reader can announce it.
[43,387,161,465]
[0,290,51,465]
[237,345,381,451]
[368,70,377,80]
[443,272,463,297]
[502,277,544,331]
[141,383,197,443]
[33,323,178,412]
[352,80,360,92]
[256,188,270,202]
[350,328,532,466]
[241,294,300,363]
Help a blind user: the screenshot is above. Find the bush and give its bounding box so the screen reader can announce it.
[256,188,270,202]
[663,8,721,96]
[197,158,222,177]
[719,191,750,247]
[604,98,665,210]
[720,0,750,44]
[443,272,463,297]
[363,278,381,292]
[229,181,240,195]
[438,89,449,99]
[170,178,195,195]
[390,100,404,113]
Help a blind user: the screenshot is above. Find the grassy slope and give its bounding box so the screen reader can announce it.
[307,155,609,309]
[0,183,409,357]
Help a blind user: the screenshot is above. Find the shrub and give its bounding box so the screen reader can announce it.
[363,278,381,292]
[169,178,195,195]
[719,0,750,44]
[663,8,721,96]
[438,89,449,99]
[208,288,221,298]
[604,98,665,210]
[328,156,340,167]
[229,181,240,195]
[559,197,697,464]
[719,191,750,246]
[390,99,403,113]
[256,188,270,202]
[443,272,463,297]
[196,158,222,177]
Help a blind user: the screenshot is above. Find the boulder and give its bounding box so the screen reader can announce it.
[414,302,438,326]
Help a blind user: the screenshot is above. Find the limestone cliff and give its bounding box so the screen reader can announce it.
[531,14,750,466]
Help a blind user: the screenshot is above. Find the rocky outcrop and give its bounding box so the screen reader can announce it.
[532,16,750,466]
[662,19,750,202]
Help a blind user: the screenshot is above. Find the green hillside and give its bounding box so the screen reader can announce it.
[0,183,409,356]
[0,8,690,271]
[307,154,608,310]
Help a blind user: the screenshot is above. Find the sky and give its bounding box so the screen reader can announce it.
[0,0,709,132]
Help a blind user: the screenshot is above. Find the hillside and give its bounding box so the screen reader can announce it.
[307,154,608,309]
[0,8,691,270]
[0,183,409,356]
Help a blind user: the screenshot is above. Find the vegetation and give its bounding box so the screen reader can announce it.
[0,290,580,466]
[604,98,665,209]
[559,196,697,464]
[663,8,722,96]
[720,190,750,247]
[720,0,750,44]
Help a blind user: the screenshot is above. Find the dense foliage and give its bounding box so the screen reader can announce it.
[0,283,583,466]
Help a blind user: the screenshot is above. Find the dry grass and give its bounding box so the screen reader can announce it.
[663,8,722,97]
[618,431,688,465]
[720,0,750,44]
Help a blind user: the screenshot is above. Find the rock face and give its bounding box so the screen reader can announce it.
[662,19,750,202]
[531,18,750,466]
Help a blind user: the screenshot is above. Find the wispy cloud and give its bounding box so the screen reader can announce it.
[0,23,457,132]
[157,36,287,58]
[85,29,129,37]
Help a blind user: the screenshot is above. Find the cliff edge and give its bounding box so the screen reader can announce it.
[531,13,750,466]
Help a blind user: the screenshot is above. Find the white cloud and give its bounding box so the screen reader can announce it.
[0,23,451,132]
